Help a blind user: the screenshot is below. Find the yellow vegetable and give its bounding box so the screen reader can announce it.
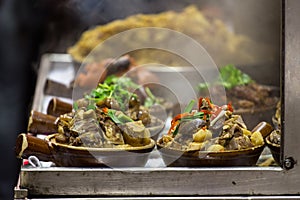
[207,144,225,152]
[187,142,204,151]
[250,131,264,146]
[193,129,212,143]
[242,128,252,136]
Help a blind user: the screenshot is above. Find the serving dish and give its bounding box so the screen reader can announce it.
[157,142,265,167]
[264,101,281,165]
[156,95,274,167]
[265,135,280,165]
[157,121,272,167]
[198,65,279,130]
[234,103,277,130]
[16,133,155,167]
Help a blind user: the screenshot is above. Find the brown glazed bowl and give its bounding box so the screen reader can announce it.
[265,135,281,165]
[157,122,273,167]
[231,85,279,130]
[234,105,276,131]
[16,133,155,167]
[157,141,265,167]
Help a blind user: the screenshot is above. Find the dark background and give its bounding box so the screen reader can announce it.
[0,0,280,199]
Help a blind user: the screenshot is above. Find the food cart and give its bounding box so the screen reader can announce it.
[14,0,300,199]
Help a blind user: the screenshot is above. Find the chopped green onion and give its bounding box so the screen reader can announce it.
[184,100,196,113]
[73,102,79,111]
[107,109,133,124]
[87,104,96,110]
[145,87,156,101]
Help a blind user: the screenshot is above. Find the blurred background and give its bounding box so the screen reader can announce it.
[0,0,280,199]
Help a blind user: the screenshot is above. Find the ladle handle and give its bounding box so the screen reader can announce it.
[15,133,53,162]
[251,121,274,138]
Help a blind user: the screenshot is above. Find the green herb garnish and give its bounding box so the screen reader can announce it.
[218,64,253,89]
[198,64,254,91]
[73,102,79,111]
[85,75,139,111]
[144,87,163,108]
[181,112,204,121]
[107,109,133,124]
[184,99,196,113]
[87,104,96,110]
[170,100,204,137]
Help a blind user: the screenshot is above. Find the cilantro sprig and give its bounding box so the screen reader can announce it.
[85,75,139,111]
[198,64,254,90]
[107,109,133,124]
[144,87,163,108]
[218,64,253,89]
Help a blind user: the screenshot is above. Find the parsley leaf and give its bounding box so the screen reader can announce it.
[85,75,139,111]
[198,64,254,91]
[218,64,253,89]
[107,109,133,124]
